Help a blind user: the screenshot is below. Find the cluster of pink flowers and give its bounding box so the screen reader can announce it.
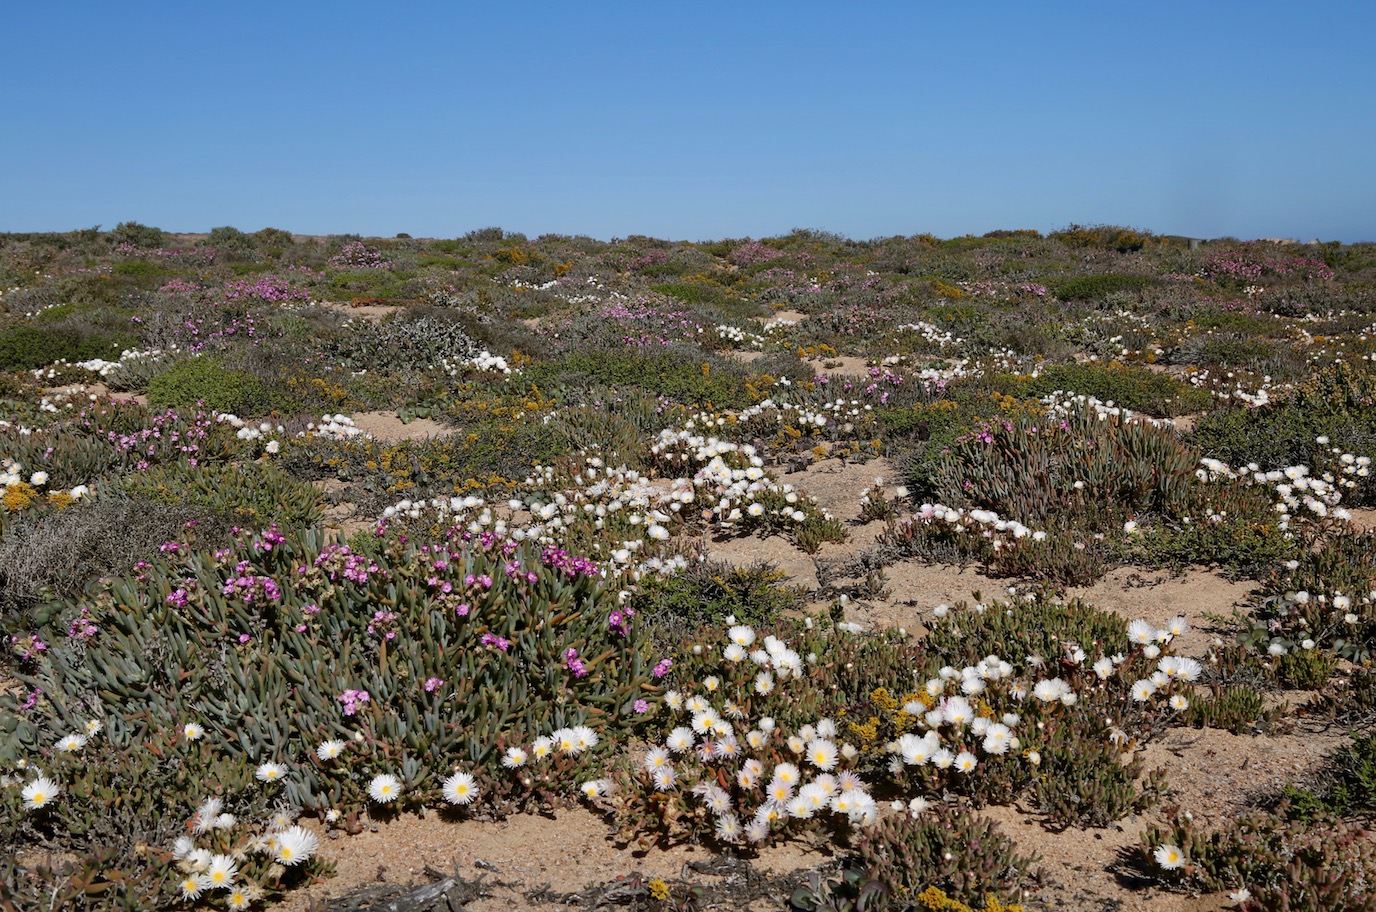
[11,634,48,663]
[158,278,204,294]
[104,406,216,470]
[424,676,445,692]
[1206,250,1335,283]
[652,657,672,679]
[480,632,511,651]
[540,547,600,578]
[67,607,98,640]
[338,689,371,715]
[313,544,381,584]
[221,561,282,605]
[224,274,311,305]
[564,647,588,678]
[368,609,399,640]
[727,242,786,266]
[329,241,393,270]
[607,607,635,637]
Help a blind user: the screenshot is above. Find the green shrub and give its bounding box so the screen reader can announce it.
[110,460,323,531]
[109,221,168,249]
[1003,362,1211,417]
[530,348,759,409]
[0,324,122,370]
[634,559,805,634]
[1048,273,1158,301]
[146,357,296,416]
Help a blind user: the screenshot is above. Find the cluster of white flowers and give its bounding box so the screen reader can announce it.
[170,801,319,904]
[894,320,963,348]
[303,413,369,441]
[909,501,1043,548]
[441,350,513,376]
[74,347,174,378]
[716,324,765,348]
[0,457,91,501]
[607,624,878,844]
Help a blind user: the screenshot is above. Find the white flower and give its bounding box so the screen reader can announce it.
[503,746,528,768]
[442,771,478,805]
[1153,844,1186,870]
[55,733,88,753]
[807,739,839,771]
[183,722,205,741]
[206,854,238,889]
[368,773,402,803]
[274,825,319,865]
[22,777,59,810]
[953,750,978,772]
[29,471,48,486]
[316,740,346,761]
[1032,678,1070,703]
[1131,679,1157,701]
[727,625,756,647]
[255,762,286,783]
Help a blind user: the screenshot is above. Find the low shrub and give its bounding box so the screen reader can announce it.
[146,357,297,417]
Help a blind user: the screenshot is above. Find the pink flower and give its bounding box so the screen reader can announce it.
[424,677,445,692]
[634,699,649,714]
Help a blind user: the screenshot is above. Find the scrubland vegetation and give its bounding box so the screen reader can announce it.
[3,223,1376,911]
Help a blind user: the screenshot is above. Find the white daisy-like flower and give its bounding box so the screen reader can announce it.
[22,777,60,810]
[502,746,528,768]
[316,740,346,761]
[205,854,238,889]
[255,762,286,783]
[1153,844,1186,870]
[727,625,756,647]
[953,750,978,773]
[85,719,103,736]
[55,733,88,753]
[1127,619,1156,645]
[665,727,695,753]
[368,773,402,803]
[1131,679,1157,702]
[274,825,319,865]
[1169,694,1190,711]
[179,874,212,901]
[580,779,607,799]
[442,771,478,806]
[572,725,599,751]
[183,722,205,741]
[531,736,553,760]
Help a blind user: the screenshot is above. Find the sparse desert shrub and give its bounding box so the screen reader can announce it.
[1281,734,1376,821]
[846,807,1040,909]
[1143,807,1376,912]
[0,496,221,635]
[108,220,169,249]
[1049,224,1153,253]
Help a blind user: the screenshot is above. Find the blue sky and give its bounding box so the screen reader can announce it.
[3,2,1372,241]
